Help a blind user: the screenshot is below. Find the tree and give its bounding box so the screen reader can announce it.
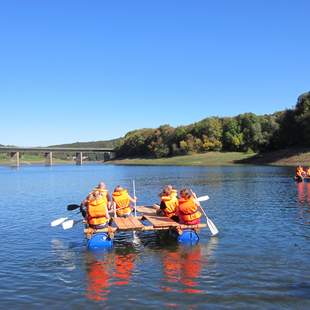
[295,92,310,146]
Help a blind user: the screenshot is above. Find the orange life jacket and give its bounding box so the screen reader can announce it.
[296,167,305,177]
[112,189,132,216]
[161,195,178,217]
[178,197,201,223]
[87,195,108,226]
[307,168,310,177]
[171,189,177,198]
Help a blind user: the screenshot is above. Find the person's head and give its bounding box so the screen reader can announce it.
[179,188,192,199]
[94,190,102,198]
[114,185,124,192]
[88,193,95,201]
[98,182,106,189]
[166,184,173,191]
[162,185,172,196]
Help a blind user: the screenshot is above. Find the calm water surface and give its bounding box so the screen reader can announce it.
[0,164,309,309]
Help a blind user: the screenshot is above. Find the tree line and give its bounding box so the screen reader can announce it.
[115,92,310,158]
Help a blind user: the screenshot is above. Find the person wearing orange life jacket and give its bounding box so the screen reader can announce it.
[306,167,310,177]
[86,190,110,229]
[153,185,179,222]
[80,181,111,218]
[295,165,306,182]
[112,186,137,217]
[177,188,202,225]
[90,182,111,209]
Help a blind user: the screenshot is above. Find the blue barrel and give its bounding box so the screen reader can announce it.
[87,233,113,250]
[177,230,200,244]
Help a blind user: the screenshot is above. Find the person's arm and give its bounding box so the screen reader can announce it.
[160,200,167,210]
[129,195,137,203]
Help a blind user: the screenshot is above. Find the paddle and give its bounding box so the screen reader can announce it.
[133,180,137,217]
[132,180,141,244]
[67,204,81,211]
[50,217,68,227]
[62,219,84,230]
[197,195,210,202]
[191,191,219,236]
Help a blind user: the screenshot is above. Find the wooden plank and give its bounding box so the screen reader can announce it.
[135,206,156,216]
[84,223,207,234]
[113,217,144,230]
[143,215,179,228]
[127,216,145,230]
[113,217,127,230]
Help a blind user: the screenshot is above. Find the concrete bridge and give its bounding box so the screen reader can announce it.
[0,147,116,166]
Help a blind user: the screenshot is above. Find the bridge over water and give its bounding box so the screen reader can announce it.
[0,147,115,166]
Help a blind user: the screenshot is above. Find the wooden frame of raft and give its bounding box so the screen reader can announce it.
[84,206,207,237]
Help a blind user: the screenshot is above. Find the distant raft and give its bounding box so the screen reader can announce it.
[84,206,207,250]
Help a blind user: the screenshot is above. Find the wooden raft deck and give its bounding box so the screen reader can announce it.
[84,206,207,235]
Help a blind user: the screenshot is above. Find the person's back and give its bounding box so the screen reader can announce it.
[159,186,179,221]
[86,191,109,228]
[177,188,201,225]
[112,186,136,217]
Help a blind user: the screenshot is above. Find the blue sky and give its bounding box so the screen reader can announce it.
[0,0,309,146]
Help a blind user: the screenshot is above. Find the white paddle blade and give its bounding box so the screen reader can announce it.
[207,217,219,236]
[50,217,68,227]
[62,219,74,230]
[197,195,210,202]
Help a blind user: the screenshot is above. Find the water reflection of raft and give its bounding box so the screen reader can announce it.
[84,206,207,250]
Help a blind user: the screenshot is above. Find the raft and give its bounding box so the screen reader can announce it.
[85,206,206,250]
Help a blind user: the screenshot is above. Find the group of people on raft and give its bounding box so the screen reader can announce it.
[81,182,202,229]
[295,165,310,181]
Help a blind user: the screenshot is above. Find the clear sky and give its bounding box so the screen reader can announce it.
[0,0,309,146]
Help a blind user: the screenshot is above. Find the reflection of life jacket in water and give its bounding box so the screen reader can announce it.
[86,252,136,302]
[162,246,203,294]
[160,194,179,218]
[112,189,132,217]
[86,261,110,301]
[113,253,135,286]
[178,197,201,225]
[87,195,108,226]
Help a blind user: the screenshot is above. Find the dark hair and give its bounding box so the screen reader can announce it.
[179,188,192,199]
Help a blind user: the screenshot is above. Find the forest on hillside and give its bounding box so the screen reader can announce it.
[115,92,310,158]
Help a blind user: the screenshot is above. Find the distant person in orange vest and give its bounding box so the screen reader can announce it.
[112,186,137,217]
[306,167,310,177]
[153,185,179,222]
[177,188,202,225]
[295,165,306,182]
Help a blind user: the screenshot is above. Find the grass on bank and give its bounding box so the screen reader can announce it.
[109,148,310,166]
[109,152,255,166]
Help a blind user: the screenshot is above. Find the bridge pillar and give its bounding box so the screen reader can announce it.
[45,152,53,166]
[10,152,20,167]
[76,152,83,165]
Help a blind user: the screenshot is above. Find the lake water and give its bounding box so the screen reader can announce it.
[0,164,309,309]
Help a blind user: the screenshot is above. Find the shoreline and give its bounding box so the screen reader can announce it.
[1,149,309,167]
